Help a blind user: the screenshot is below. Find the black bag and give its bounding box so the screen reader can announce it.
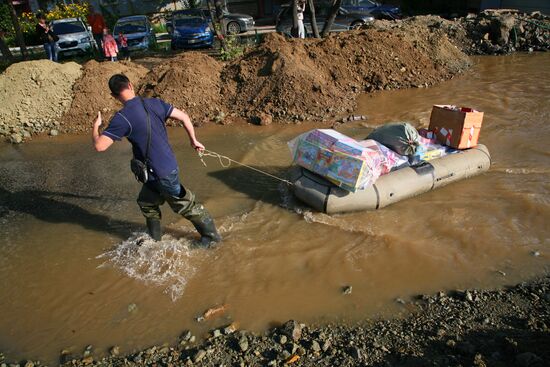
[130,98,152,183]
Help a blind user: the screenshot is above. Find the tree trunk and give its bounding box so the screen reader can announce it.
[321,0,342,38]
[291,0,299,37]
[4,0,27,59]
[207,0,227,52]
[307,0,320,38]
[0,34,13,62]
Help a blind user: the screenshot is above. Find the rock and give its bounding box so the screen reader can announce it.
[515,352,542,367]
[223,322,239,334]
[127,303,138,313]
[342,285,353,295]
[212,329,222,338]
[238,336,249,352]
[49,129,59,136]
[9,133,22,144]
[81,356,93,365]
[193,349,206,363]
[311,340,321,352]
[531,251,540,257]
[109,346,120,357]
[322,340,331,352]
[181,330,192,342]
[249,113,273,126]
[465,290,474,302]
[279,335,288,345]
[281,320,303,341]
[349,346,362,360]
[23,362,34,367]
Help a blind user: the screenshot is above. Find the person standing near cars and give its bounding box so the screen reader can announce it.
[87,7,106,56]
[297,0,306,38]
[35,13,58,61]
[102,28,118,61]
[92,74,222,246]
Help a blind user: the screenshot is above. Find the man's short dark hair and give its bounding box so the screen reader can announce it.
[109,74,130,96]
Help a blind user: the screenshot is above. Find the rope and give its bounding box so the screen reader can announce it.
[198,149,295,186]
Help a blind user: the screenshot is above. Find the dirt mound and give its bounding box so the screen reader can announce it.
[0,60,82,142]
[139,52,224,126]
[221,27,470,122]
[61,60,148,133]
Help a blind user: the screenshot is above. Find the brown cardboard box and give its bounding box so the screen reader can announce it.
[428,105,484,149]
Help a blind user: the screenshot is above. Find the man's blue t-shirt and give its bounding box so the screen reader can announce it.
[102,97,177,179]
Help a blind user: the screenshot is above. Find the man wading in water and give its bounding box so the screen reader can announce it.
[92,74,221,246]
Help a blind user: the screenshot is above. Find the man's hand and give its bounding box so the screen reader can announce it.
[93,111,102,129]
[92,111,113,152]
[191,139,205,152]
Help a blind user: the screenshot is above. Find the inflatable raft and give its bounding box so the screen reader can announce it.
[289,144,491,214]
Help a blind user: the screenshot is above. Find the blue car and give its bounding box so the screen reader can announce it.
[170,9,214,50]
[342,0,402,20]
[113,15,157,51]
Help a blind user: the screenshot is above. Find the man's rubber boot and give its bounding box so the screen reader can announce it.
[189,213,222,247]
[146,218,162,241]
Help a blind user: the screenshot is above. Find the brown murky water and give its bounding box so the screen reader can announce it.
[1,53,549,363]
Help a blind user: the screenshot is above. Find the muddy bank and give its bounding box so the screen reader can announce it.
[138,53,224,126]
[0,60,82,143]
[60,60,149,134]
[1,11,548,143]
[5,275,547,366]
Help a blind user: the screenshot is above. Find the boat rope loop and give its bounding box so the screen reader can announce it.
[198,149,295,186]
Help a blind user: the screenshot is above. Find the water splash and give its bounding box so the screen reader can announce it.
[97,233,199,301]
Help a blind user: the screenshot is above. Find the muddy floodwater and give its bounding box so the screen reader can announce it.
[1,53,549,363]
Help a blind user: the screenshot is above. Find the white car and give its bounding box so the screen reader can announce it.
[51,18,94,58]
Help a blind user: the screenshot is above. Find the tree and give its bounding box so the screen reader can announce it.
[2,0,26,59]
[291,0,298,37]
[321,0,342,38]
[0,29,13,61]
[307,0,320,38]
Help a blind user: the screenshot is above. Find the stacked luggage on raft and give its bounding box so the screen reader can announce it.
[288,105,491,214]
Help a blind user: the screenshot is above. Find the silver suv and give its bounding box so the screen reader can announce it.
[51,18,94,58]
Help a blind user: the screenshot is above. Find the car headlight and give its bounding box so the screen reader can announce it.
[79,37,90,44]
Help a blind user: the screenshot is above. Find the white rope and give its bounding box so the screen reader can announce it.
[198,149,294,186]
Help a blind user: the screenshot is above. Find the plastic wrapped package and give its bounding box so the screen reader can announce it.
[288,129,382,192]
[366,122,420,156]
[357,139,408,175]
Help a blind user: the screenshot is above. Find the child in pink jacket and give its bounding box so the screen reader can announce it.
[102,28,118,61]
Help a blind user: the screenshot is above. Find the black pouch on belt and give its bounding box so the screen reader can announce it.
[129,98,152,184]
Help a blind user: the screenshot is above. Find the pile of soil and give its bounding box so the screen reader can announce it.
[221,28,470,122]
[459,9,550,54]
[139,53,224,126]
[0,60,82,143]
[60,60,149,133]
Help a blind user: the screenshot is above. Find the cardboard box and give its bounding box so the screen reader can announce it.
[428,105,483,149]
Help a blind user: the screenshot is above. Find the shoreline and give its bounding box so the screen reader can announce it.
[3,273,548,366]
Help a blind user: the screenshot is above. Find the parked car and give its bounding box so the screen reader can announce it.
[51,18,94,58]
[170,9,214,50]
[275,4,374,36]
[342,0,402,20]
[167,8,255,36]
[113,15,156,51]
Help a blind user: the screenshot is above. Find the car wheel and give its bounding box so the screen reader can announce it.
[227,21,241,35]
[351,20,365,29]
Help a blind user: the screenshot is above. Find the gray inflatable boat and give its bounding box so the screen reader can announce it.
[289,144,491,214]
